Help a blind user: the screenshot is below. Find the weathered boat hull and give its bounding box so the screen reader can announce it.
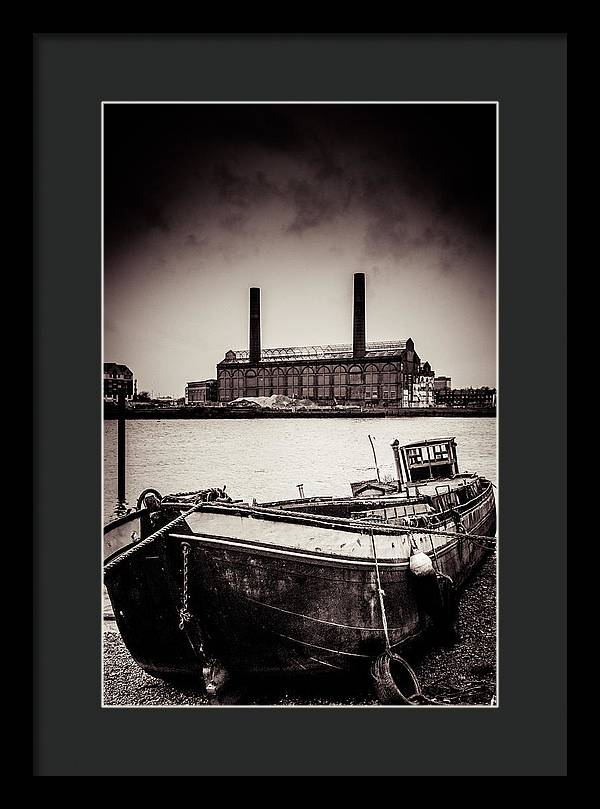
[105,531,201,681]
[104,483,495,683]
[171,512,494,675]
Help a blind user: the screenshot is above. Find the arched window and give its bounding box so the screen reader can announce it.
[301,366,316,398]
[333,365,348,399]
[220,371,233,401]
[347,365,363,401]
[381,363,398,385]
[287,368,300,397]
[364,364,379,400]
[348,365,362,385]
[245,369,258,397]
[272,367,285,394]
[232,369,245,398]
[258,368,272,396]
[316,366,331,399]
[378,363,398,402]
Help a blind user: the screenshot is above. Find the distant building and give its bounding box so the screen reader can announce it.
[413,362,435,407]
[185,379,218,404]
[154,396,177,407]
[434,376,452,391]
[435,387,496,409]
[104,363,135,401]
[216,274,435,407]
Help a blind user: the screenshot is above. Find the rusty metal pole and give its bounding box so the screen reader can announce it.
[117,389,126,504]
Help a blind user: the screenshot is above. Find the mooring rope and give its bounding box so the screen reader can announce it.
[369,528,391,653]
[367,528,427,704]
[368,526,492,706]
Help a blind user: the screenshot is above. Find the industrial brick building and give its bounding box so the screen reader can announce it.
[216,273,435,406]
[185,379,218,404]
[435,386,497,409]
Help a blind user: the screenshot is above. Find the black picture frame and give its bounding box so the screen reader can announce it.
[34,33,566,776]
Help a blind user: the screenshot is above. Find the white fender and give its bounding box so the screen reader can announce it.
[409,550,434,577]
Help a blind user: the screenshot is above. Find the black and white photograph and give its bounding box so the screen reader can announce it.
[102,101,498,707]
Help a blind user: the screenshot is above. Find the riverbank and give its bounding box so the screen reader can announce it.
[103,552,497,707]
[104,405,496,420]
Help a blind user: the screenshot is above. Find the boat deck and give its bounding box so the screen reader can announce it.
[398,473,481,499]
[183,505,454,563]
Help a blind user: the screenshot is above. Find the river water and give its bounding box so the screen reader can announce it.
[104,417,497,520]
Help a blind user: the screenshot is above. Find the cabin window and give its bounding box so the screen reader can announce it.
[407,448,423,465]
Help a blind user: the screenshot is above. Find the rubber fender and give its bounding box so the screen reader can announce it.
[435,573,459,640]
[410,550,434,577]
[370,652,422,705]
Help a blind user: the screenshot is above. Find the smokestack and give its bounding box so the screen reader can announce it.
[249,287,261,364]
[352,272,366,358]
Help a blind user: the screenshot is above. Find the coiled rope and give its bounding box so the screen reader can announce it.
[161,486,231,505]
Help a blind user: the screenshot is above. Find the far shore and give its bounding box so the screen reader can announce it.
[104,404,496,420]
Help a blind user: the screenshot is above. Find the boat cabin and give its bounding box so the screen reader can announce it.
[392,437,459,486]
[350,480,399,498]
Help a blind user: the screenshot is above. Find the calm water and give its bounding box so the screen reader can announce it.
[104,417,497,520]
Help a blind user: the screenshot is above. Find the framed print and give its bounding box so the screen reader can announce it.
[34,33,566,776]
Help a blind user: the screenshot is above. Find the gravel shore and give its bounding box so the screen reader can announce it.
[103,552,496,707]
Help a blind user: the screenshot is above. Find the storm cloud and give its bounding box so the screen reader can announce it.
[104,103,496,395]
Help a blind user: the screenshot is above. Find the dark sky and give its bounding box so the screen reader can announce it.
[104,103,496,395]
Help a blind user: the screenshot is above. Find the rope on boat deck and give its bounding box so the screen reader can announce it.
[103,502,204,576]
[162,499,497,547]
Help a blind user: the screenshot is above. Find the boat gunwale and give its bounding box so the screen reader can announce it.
[102,482,494,569]
[103,507,147,534]
[169,504,494,568]
[170,494,494,569]
[168,478,494,538]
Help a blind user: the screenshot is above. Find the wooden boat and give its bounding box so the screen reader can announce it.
[103,438,496,701]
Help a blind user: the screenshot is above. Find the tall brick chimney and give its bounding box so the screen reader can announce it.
[249,287,261,364]
[352,272,366,358]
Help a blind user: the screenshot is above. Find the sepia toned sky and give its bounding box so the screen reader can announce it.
[104,103,496,396]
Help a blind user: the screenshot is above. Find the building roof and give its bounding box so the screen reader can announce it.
[220,340,409,364]
[401,437,456,448]
[437,387,496,393]
[104,362,133,376]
